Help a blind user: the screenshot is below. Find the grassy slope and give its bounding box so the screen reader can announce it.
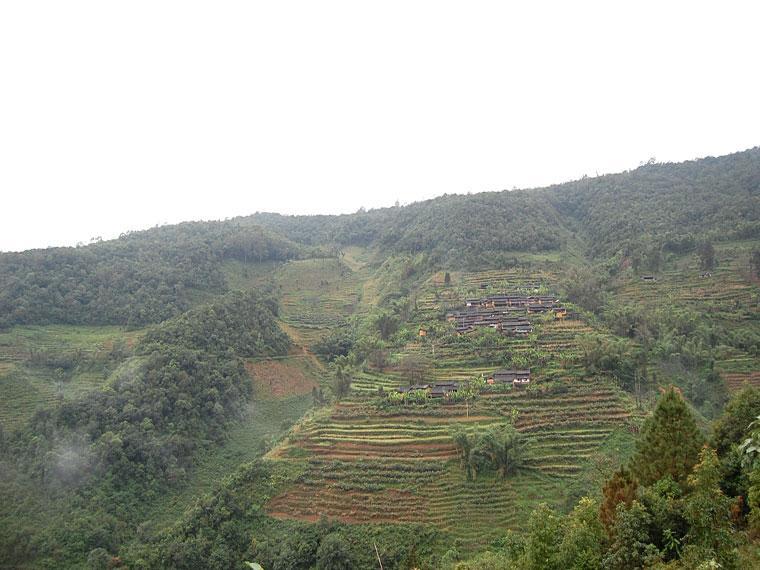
[0,325,143,431]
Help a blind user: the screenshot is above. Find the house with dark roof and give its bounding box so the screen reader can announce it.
[487,369,531,386]
[430,381,459,398]
[396,381,459,398]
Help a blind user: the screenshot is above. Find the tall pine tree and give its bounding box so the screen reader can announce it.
[630,387,704,486]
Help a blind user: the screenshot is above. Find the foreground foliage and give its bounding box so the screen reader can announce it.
[455,388,760,570]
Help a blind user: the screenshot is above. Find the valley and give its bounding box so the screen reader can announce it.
[1,148,759,568]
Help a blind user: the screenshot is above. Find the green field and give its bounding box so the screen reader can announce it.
[0,325,143,431]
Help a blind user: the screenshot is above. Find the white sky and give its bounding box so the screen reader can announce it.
[1,1,758,252]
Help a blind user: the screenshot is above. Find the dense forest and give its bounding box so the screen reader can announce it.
[251,147,760,264]
[252,190,569,264]
[548,149,760,258]
[0,221,303,328]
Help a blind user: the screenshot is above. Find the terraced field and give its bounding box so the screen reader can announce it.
[614,269,756,321]
[0,325,143,431]
[715,348,760,391]
[276,258,365,346]
[611,246,759,322]
[267,376,634,548]
[611,244,760,392]
[263,268,638,549]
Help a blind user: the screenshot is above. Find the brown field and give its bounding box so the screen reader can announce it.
[722,371,760,392]
[245,359,317,399]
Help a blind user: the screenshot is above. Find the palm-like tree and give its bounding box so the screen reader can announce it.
[331,355,352,399]
[475,424,527,479]
[450,425,475,480]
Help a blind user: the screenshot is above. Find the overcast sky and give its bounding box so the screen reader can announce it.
[1,2,758,252]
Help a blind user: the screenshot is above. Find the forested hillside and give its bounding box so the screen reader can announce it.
[252,147,760,265]
[0,221,303,328]
[252,191,569,266]
[0,147,758,569]
[2,148,757,328]
[549,149,760,258]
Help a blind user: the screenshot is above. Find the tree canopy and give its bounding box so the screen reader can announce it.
[630,387,704,487]
[0,220,302,328]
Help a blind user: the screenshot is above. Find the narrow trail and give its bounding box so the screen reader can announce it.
[277,320,327,373]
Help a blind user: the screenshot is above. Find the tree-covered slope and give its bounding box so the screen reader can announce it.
[251,147,760,264]
[547,148,760,258]
[142,290,289,357]
[252,190,570,264]
[0,291,291,568]
[0,221,303,328]
[2,147,757,330]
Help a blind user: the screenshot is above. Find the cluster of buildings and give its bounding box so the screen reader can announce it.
[446,293,566,335]
[395,369,531,398]
[394,291,557,400]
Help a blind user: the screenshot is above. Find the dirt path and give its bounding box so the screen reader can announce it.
[278,320,326,373]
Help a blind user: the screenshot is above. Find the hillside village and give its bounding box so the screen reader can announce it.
[394,291,569,399]
[447,292,568,335]
[0,149,758,568]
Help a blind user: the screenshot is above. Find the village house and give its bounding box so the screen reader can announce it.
[553,307,568,319]
[446,291,566,336]
[487,369,531,387]
[500,317,533,335]
[430,381,459,398]
[466,293,560,310]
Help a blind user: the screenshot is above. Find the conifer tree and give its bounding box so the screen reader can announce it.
[630,387,704,486]
[600,467,638,534]
[682,446,736,567]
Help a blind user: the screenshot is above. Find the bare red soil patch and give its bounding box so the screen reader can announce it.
[245,360,317,398]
